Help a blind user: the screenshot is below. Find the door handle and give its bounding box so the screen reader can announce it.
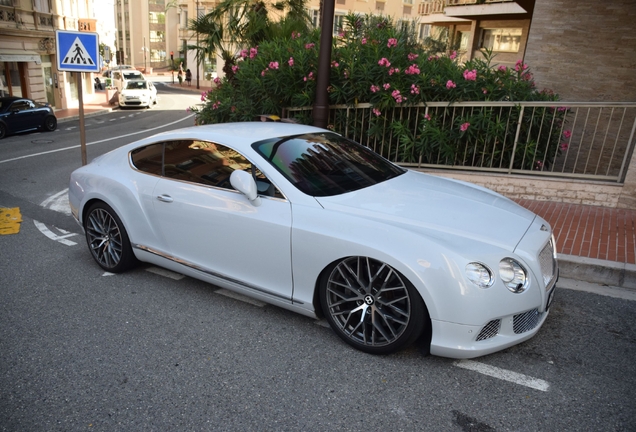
[156,194,173,203]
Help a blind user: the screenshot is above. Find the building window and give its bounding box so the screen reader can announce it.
[150,31,165,43]
[418,23,430,40]
[308,9,320,28]
[481,28,522,53]
[459,31,470,51]
[333,14,344,35]
[149,12,166,24]
[33,0,51,13]
[375,1,384,11]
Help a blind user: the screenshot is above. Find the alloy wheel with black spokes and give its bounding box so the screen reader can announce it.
[84,202,136,273]
[43,115,57,131]
[320,256,426,354]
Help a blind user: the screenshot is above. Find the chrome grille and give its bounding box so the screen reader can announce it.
[538,240,556,288]
[476,319,501,341]
[513,309,540,334]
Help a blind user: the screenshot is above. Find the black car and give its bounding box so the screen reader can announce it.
[0,97,57,139]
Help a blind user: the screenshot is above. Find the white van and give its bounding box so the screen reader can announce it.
[111,69,145,90]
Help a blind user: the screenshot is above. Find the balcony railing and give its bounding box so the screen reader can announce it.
[418,0,514,15]
[285,102,636,183]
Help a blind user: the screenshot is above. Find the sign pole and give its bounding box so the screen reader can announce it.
[55,29,99,167]
[77,72,87,166]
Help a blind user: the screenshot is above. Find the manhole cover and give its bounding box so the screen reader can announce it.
[31,139,54,144]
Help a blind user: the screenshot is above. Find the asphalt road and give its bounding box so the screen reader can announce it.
[1,87,635,431]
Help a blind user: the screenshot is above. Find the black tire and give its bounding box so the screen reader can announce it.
[319,256,428,354]
[43,115,57,131]
[0,121,6,139]
[83,202,137,273]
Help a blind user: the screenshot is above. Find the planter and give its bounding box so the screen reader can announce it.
[105,89,118,105]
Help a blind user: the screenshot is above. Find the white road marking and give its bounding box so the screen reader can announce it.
[109,118,117,122]
[454,360,550,392]
[102,272,115,276]
[0,114,195,164]
[33,220,77,246]
[40,189,72,216]
[215,289,266,307]
[65,127,77,131]
[145,266,185,280]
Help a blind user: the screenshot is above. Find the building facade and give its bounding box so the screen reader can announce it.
[114,0,179,72]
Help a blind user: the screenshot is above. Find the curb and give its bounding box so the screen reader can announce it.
[558,254,636,289]
[57,107,115,123]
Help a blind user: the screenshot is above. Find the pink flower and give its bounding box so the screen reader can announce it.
[372,108,381,116]
[378,57,391,67]
[231,65,240,73]
[446,80,456,89]
[383,83,391,90]
[343,70,349,78]
[483,88,488,94]
[428,55,439,61]
[535,160,544,170]
[240,49,248,59]
[460,122,470,132]
[424,113,431,121]
[407,53,419,61]
[558,106,569,112]
[560,142,569,151]
[498,65,507,72]
[213,77,221,85]
[410,84,420,95]
[563,130,572,139]
[370,85,380,93]
[291,31,301,40]
[331,61,339,68]
[388,67,397,75]
[212,100,221,110]
[450,51,457,60]
[269,61,279,70]
[305,43,315,49]
[338,31,345,38]
[463,69,477,81]
[288,57,294,67]
[261,69,267,76]
[392,89,404,103]
[404,64,420,75]
[515,60,528,72]
[361,38,367,45]
[303,71,315,82]
[249,47,258,59]
[387,38,398,48]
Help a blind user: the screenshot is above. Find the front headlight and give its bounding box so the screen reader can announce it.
[499,258,528,293]
[465,262,494,288]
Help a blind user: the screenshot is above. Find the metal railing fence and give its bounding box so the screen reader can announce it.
[285,102,636,183]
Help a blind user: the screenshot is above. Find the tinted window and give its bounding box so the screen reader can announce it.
[131,143,163,175]
[131,140,283,198]
[11,101,34,112]
[252,132,405,197]
[126,81,147,90]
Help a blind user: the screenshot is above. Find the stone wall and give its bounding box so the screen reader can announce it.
[418,169,625,208]
[524,0,636,102]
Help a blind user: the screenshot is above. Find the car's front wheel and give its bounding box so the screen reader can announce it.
[43,115,57,131]
[84,202,137,273]
[319,256,428,354]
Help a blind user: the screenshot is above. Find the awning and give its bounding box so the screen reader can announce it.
[0,50,42,64]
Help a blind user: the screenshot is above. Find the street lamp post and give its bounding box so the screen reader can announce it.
[143,36,147,73]
[196,0,200,89]
[313,0,335,128]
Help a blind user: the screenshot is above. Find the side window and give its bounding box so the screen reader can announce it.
[163,139,250,188]
[11,101,33,112]
[162,140,284,197]
[131,143,163,175]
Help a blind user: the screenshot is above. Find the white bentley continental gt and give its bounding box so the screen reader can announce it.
[69,122,558,358]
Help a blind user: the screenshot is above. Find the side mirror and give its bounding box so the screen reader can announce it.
[230,170,261,207]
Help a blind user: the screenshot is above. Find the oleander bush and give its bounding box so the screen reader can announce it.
[192,13,568,170]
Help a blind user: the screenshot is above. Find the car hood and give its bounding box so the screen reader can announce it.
[314,170,536,252]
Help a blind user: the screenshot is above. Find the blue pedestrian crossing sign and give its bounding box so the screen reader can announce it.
[56,30,99,72]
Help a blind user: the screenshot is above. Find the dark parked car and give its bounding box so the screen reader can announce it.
[0,97,57,139]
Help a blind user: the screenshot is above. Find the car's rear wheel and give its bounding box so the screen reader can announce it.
[84,202,137,273]
[319,256,427,354]
[43,115,57,131]
[0,122,6,139]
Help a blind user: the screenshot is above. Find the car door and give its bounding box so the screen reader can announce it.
[7,100,35,133]
[150,139,294,300]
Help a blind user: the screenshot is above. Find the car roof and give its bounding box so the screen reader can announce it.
[132,122,328,151]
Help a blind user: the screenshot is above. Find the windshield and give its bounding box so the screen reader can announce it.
[125,81,147,90]
[123,72,141,79]
[252,132,405,197]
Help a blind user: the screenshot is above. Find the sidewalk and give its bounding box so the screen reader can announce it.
[52,85,636,289]
[54,89,115,123]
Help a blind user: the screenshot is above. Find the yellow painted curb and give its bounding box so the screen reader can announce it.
[0,207,22,235]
